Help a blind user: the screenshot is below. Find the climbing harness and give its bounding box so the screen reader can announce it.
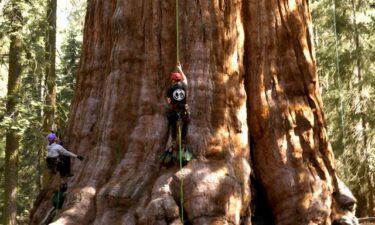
[159,112,191,168]
[332,0,346,148]
[159,146,175,167]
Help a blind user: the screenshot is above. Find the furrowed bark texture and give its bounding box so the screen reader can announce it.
[30,0,357,225]
[30,1,250,224]
[244,0,355,224]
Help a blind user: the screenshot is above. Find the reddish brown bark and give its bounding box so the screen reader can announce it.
[31,1,249,225]
[244,0,356,224]
[29,1,356,225]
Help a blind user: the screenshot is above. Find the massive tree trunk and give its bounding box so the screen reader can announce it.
[244,1,351,224]
[29,1,357,225]
[3,2,23,224]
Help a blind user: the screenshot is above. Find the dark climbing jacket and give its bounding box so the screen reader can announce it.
[167,81,187,105]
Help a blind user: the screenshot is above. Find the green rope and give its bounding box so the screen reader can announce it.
[176,1,183,221]
[178,117,184,223]
[53,185,61,221]
[176,0,180,63]
[332,0,346,148]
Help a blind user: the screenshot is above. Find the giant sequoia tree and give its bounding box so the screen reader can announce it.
[30,1,358,225]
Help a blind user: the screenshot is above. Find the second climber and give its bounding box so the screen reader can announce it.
[46,132,84,178]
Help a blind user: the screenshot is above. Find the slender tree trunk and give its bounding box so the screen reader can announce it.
[3,3,23,224]
[42,0,57,188]
[29,1,357,225]
[42,0,57,134]
[350,0,374,217]
[367,174,374,217]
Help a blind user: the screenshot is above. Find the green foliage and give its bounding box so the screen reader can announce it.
[0,0,85,223]
[56,31,81,132]
[312,0,375,217]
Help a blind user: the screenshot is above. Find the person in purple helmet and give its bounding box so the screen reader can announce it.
[46,132,84,178]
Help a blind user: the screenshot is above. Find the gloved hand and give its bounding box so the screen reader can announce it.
[176,61,182,72]
[77,155,84,161]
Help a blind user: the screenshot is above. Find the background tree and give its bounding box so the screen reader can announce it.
[42,0,57,136]
[41,0,57,189]
[0,0,84,223]
[56,31,82,134]
[29,1,358,225]
[311,0,375,217]
[2,0,23,224]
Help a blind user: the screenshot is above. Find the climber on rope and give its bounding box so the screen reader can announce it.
[166,62,190,150]
[46,132,84,178]
[160,62,192,167]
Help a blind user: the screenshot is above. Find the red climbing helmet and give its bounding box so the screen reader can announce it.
[170,72,183,81]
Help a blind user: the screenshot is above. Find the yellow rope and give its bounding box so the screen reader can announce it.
[176,0,184,221]
[178,117,184,223]
[176,0,180,63]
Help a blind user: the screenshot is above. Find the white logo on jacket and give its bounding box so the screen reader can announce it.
[173,89,186,101]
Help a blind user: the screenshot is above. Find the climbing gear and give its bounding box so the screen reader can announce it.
[47,132,57,142]
[46,155,73,178]
[159,143,192,167]
[177,143,192,164]
[41,183,68,225]
[170,72,183,81]
[52,183,67,210]
[159,146,175,167]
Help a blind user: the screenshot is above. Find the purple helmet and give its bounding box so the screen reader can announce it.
[47,133,56,142]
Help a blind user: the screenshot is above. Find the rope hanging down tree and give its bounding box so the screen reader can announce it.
[332,0,346,149]
[176,0,184,223]
[176,0,180,63]
[178,117,184,223]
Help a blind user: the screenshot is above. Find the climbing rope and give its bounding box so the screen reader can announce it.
[175,0,184,222]
[176,0,180,63]
[332,0,346,148]
[177,116,184,223]
[54,184,62,220]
